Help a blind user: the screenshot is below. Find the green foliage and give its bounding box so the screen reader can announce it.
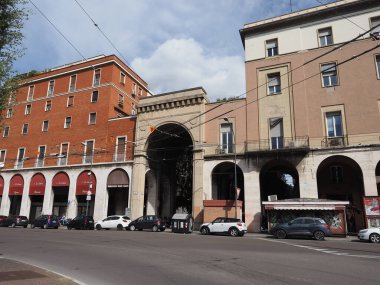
[0,0,28,119]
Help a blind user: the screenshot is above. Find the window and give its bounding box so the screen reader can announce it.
[15,147,25,169]
[370,16,380,35]
[326,112,343,137]
[67,95,74,107]
[376,55,380,79]
[42,120,49,132]
[131,103,136,115]
[118,94,124,107]
[64,117,72,128]
[58,143,69,166]
[36,145,46,167]
[27,85,35,101]
[47,80,54,97]
[139,87,142,97]
[91,91,99,103]
[267,73,281,95]
[93,69,101,87]
[330,165,343,183]
[321,63,338,87]
[120,73,125,85]
[25,104,31,115]
[318,27,333,47]
[270,118,284,149]
[89,112,96,125]
[6,108,13,118]
[3,126,10,137]
[0,150,6,163]
[45,100,52,111]
[132,83,137,95]
[220,123,233,154]
[114,136,126,162]
[69,75,77,92]
[266,39,278,57]
[22,123,29,135]
[83,140,94,164]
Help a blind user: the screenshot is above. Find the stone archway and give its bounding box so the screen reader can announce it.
[317,155,365,232]
[107,168,129,216]
[131,87,207,228]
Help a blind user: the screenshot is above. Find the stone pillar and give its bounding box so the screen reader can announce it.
[192,149,204,229]
[146,171,157,215]
[244,170,261,232]
[42,179,53,215]
[20,175,31,217]
[362,163,378,197]
[0,175,10,215]
[131,155,147,220]
[66,180,77,218]
[298,162,319,198]
[93,174,108,222]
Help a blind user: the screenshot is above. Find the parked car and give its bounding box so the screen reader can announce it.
[0,215,8,227]
[31,215,60,229]
[2,215,29,228]
[270,217,330,240]
[200,217,247,237]
[127,215,165,232]
[358,227,380,243]
[58,216,72,226]
[67,215,94,230]
[95,215,131,230]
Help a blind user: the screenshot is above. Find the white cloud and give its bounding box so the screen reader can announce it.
[131,38,245,101]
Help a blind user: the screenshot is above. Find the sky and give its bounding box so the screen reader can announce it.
[14,0,336,101]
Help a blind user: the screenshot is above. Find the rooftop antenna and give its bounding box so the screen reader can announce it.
[290,0,293,12]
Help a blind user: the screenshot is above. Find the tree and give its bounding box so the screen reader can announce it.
[0,0,28,119]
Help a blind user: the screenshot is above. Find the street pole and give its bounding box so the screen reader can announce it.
[86,149,93,216]
[233,127,237,219]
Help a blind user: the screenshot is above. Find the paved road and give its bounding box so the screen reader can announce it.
[0,227,379,285]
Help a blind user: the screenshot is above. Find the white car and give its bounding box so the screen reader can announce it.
[358,227,380,243]
[200,217,247,237]
[95,215,131,231]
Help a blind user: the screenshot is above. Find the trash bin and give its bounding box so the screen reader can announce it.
[171,213,194,234]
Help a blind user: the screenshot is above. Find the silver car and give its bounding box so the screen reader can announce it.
[358,227,380,243]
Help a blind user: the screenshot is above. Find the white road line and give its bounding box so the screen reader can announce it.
[257,238,380,259]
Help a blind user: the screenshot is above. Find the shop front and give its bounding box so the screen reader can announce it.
[29,173,45,222]
[263,198,349,236]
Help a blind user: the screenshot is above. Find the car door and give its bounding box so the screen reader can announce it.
[135,217,144,229]
[303,218,316,236]
[102,217,112,229]
[287,218,304,236]
[208,218,223,233]
[110,216,119,228]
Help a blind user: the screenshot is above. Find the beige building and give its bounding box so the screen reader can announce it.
[130,0,380,232]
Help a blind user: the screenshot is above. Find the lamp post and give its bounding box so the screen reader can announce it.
[81,142,94,216]
[224,118,238,219]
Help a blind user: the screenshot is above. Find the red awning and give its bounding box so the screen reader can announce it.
[0,176,4,196]
[76,171,96,195]
[9,175,24,195]
[29,174,46,195]
[52,172,70,187]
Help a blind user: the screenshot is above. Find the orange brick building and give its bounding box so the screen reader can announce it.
[0,55,150,222]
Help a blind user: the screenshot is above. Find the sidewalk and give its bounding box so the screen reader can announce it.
[0,258,79,285]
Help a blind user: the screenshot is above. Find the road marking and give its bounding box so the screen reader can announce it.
[257,238,380,259]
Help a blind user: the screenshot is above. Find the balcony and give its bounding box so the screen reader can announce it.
[113,153,125,162]
[246,136,310,152]
[321,136,347,148]
[14,160,24,169]
[35,158,45,168]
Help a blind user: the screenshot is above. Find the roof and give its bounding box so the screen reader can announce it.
[263,198,349,210]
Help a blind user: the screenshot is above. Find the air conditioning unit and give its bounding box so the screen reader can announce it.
[268,195,278,201]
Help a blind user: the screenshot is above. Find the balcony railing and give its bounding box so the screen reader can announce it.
[246,136,310,152]
[14,160,24,169]
[35,158,45,168]
[113,153,125,162]
[321,136,348,148]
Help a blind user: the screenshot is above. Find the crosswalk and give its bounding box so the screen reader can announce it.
[258,238,380,259]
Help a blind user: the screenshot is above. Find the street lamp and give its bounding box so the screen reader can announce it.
[224,118,238,219]
[81,142,93,216]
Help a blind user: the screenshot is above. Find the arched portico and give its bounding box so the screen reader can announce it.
[317,155,365,232]
[107,168,129,216]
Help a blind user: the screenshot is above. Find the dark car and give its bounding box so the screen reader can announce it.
[0,215,8,227]
[270,217,330,241]
[67,215,94,230]
[3,215,29,228]
[31,215,60,229]
[127,215,165,232]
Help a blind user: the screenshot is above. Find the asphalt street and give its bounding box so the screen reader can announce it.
[0,227,379,285]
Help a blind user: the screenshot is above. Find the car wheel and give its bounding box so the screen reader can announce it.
[43,224,48,229]
[24,225,27,228]
[276,229,287,239]
[152,225,158,232]
[67,226,72,230]
[96,224,102,230]
[200,227,210,235]
[55,227,58,229]
[31,224,35,229]
[129,225,135,231]
[314,230,325,241]
[229,227,239,237]
[11,223,16,228]
[117,224,123,231]
[369,233,380,243]
[239,233,245,237]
